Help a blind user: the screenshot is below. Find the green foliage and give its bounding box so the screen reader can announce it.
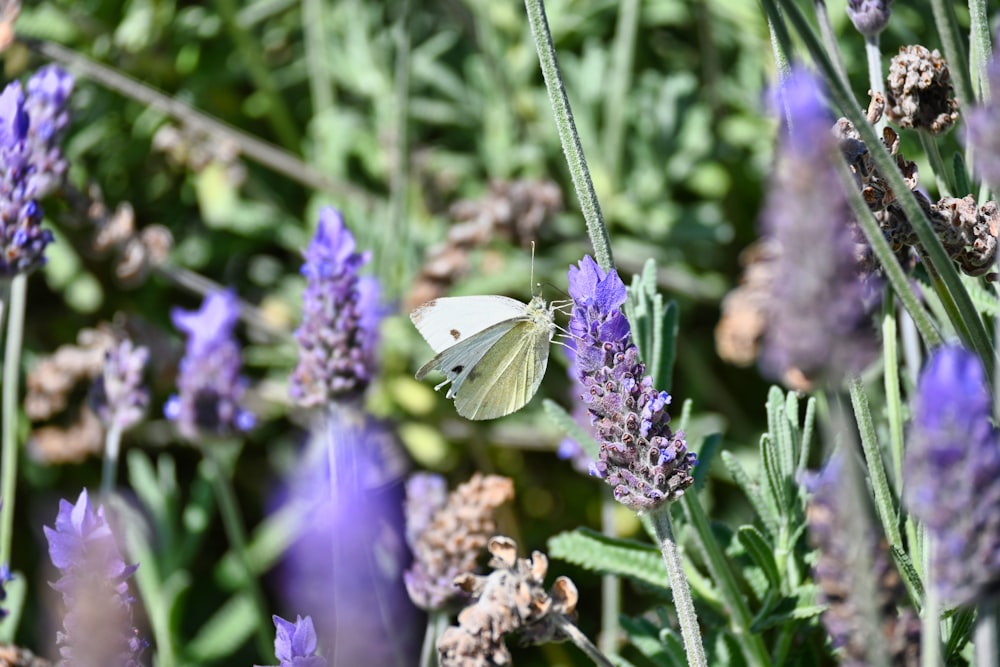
[548,528,671,596]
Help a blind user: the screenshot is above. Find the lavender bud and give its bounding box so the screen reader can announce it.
[43,489,146,667]
[846,0,892,37]
[567,255,696,512]
[24,64,73,199]
[89,338,150,432]
[904,345,1000,608]
[164,289,255,439]
[290,207,381,406]
[260,615,326,667]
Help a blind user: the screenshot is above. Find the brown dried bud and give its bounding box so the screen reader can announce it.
[885,45,959,134]
[930,196,999,277]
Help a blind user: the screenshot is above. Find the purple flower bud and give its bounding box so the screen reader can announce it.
[846,0,892,37]
[43,489,146,667]
[759,69,877,389]
[268,615,326,667]
[165,290,255,439]
[904,345,1000,607]
[567,255,697,512]
[290,208,381,406]
[90,338,150,432]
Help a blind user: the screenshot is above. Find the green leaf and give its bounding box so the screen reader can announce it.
[737,525,781,590]
[548,527,671,594]
[953,151,971,196]
[693,433,721,489]
[721,450,780,538]
[620,615,686,667]
[965,276,1000,317]
[218,500,305,581]
[543,399,600,461]
[185,592,257,662]
[656,300,679,393]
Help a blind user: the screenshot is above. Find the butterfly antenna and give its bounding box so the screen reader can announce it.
[530,241,537,296]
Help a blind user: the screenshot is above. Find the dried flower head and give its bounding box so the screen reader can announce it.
[404,473,515,611]
[43,489,146,667]
[759,70,877,389]
[438,536,578,667]
[256,615,327,667]
[164,289,255,439]
[567,255,697,511]
[926,196,999,277]
[885,45,959,134]
[290,207,381,406]
[904,345,1000,608]
[89,338,149,432]
[804,455,920,666]
[846,0,892,37]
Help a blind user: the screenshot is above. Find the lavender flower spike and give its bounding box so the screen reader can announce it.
[290,207,380,406]
[904,345,1000,608]
[0,80,51,277]
[567,255,697,512]
[90,338,150,432]
[24,64,74,199]
[759,69,876,389]
[43,489,146,667]
[258,615,326,667]
[845,0,892,37]
[165,289,255,439]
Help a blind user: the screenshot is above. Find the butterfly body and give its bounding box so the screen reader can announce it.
[410,295,556,420]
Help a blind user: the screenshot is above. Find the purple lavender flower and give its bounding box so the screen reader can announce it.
[0,563,12,619]
[290,208,380,406]
[24,64,73,199]
[904,345,1000,608]
[43,489,146,667]
[260,615,326,667]
[164,289,255,439]
[567,255,696,512]
[90,338,150,432]
[846,0,892,37]
[967,45,1000,191]
[759,69,877,389]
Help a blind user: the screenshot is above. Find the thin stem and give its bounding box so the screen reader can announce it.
[974,597,999,667]
[812,0,848,87]
[601,0,639,186]
[100,422,123,502]
[202,442,274,659]
[302,0,334,114]
[649,505,708,667]
[0,274,26,569]
[759,0,793,81]
[969,0,992,101]
[881,304,904,496]
[387,0,412,299]
[680,492,771,667]
[919,131,954,197]
[599,494,621,656]
[523,0,613,272]
[921,535,941,667]
[865,35,884,99]
[552,615,616,667]
[420,610,448,667]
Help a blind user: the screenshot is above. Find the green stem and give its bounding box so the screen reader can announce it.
[881,304,904,496]
[681,492,771,667]
[921,535,941,667]
[974,597,999,667]
[601,0,639,186]
[865,35,884,99]
[100,422,123,501]
[600,494,621,656]
[758,0,793,81]
[919,131,954,196]
[523,0,613,272]
[928,0,975,112]
[648,505,707,667]
[0,275,26,569]
[203,442,274,659]
[420,610,448,667]
[214,0,302,150]
[387,0,412,299]
[812,0,848,87]
[302,0,334,114]
[969,0,992,100]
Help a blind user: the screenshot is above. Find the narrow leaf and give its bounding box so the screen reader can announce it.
[548,528,671,594]
[737,526,781,590]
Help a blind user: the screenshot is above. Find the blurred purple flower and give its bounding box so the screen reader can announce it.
[278,410,417,665]
[845,0,892,37]
[759,69,877,389]
[290,208,381,406]
[0,563,11,619]
[90,338,150,432]
[257,615,326,667]
[566,255,696,512]
[904,345,1000,607]
[164,289,255,439]
[24,64,73,198]
[43,489,146,667]
[0,81,46,277]
[967,44,1000,191]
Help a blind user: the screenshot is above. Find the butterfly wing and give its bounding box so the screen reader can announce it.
[410,295,529,354]
[452,318,553,420]
[414,317,521,396]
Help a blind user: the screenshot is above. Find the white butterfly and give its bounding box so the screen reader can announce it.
[410,295,557,420]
